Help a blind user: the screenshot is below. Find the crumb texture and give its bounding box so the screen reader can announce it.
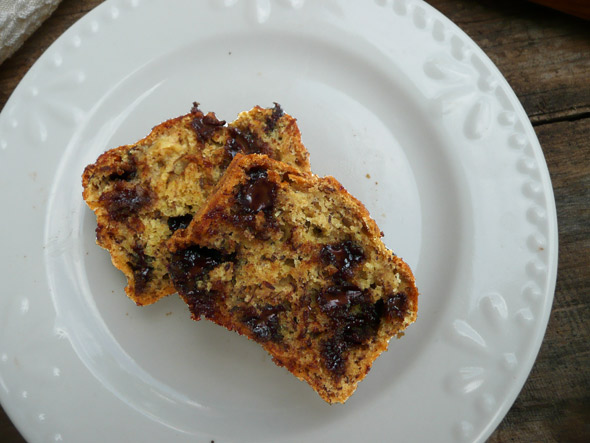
[168,154,418,403]
[82,104,310,305]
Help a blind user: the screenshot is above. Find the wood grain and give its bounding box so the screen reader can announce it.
[1,0,589,442]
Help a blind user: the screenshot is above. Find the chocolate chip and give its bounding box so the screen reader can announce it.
[184,289,217,319]
[339,301,381,345]
[321,287,380,344]
[320,241,364,280]
[318,285,363,315]
[225,127,270,158]
[191,112,226,143]
[224,138,241,160]
[265,102,284,132]
[168,246,224,293]
[128,244,153,293]
[236,167,277,214]
[320,336,348,376]
[242,305,285,343]
[318,285,384,378]
[99,182,152,221]
[168,246,233,318]
[167,214,193,232]
[384,292,408,321]
[108,169,136,181]
[107,161,137,182]
[106,153,138,182]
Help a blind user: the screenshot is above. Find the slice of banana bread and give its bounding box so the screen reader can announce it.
[167,154,418,403]
[82,104,310,305]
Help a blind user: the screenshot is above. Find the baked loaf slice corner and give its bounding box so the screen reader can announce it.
[82,104,310,305]
[167,153,418,403]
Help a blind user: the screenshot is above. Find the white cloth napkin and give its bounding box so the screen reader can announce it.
[0,0,62,65]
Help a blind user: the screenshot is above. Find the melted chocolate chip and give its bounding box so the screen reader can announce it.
[224,138,241,160]
[242,305,285,343]
[265,103,284,132]
[318,285,363,315]
[321,337,348,376]
[108,169,136,181]
[168,246,232,318]
[168,246,224,293]
[107,155,137,182]
[318,285,384,378]
[191,112,226,143]
[128,244,153,293]
[319,286,380,342]
[108,164,136,182]
[99,182,152,221]
[248,167,268,181]
[339,300,381,345]
[184,290,218,319]
[320,241,365,280]
[236,168,277,214]
[167,214,193,232]
[225,127,270,158]
[384,292,408,321]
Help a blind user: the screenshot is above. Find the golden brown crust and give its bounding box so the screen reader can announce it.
[167,154,418,403]
[82,104,310,305]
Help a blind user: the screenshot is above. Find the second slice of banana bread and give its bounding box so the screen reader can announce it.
[167,153,418,403]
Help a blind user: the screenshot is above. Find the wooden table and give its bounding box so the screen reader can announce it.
[1,0,588,441]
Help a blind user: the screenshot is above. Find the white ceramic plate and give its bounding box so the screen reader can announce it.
[0,0,557,441]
